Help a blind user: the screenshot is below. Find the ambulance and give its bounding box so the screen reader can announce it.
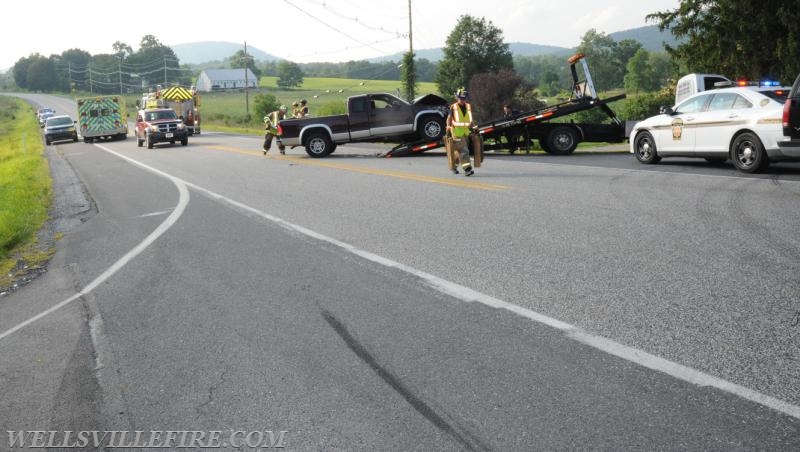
[76,95,128,143]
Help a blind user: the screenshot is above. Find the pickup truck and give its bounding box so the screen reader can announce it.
[278,93,449,157]
[778,72,800,159]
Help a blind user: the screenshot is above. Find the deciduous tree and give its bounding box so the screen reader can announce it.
[435,15,513,98]
[276,61,304,89]
[648,0,800,82]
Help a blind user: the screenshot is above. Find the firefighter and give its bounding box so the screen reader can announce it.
[263,105,288,155]
[298,99,309,117]
[291,101,300,118]
[446,88,478,176]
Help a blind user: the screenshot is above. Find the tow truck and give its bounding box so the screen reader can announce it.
[385,53,634,157]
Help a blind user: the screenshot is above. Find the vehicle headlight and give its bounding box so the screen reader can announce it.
[177,123,186,130]
[67,127,75,132]
[149,125,159,133]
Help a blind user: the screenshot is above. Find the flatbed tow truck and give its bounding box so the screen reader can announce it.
[385,53,634,157]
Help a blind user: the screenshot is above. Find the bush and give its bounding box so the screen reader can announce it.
[253,93,279,120]
[622,85,675,121]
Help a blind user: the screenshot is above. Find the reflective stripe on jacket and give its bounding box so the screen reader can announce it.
[450,102,473,138]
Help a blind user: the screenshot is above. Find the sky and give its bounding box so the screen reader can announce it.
[2,0,681,70]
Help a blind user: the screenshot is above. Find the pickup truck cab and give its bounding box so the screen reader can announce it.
[135,108,189,149]
[778,72,800,159]
[278,93,449,157]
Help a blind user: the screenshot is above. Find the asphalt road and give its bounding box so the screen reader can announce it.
[1,93,799,450]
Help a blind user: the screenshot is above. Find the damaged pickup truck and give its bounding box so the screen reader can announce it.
[277,93,449,157]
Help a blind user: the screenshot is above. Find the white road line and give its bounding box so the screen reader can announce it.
[531,159,800,183]
[136,209,174,218]
[0,145,190,342]
[3,146,799,421]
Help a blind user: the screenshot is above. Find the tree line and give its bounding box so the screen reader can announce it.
[7,0,798,120]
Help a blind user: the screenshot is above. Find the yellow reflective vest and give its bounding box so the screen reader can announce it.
[449,102,473,138]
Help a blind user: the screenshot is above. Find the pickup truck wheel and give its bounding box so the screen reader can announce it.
[419,116,445,140]
[181,138,188,146]
[730,132,769,173]
[633,131,660,164]
[146,133,154,149]
[546,126,578,155]
[305,132,333,158]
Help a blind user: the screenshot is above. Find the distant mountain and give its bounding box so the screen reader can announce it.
[171,41,279,65]
[172,26,679,65]
[608,25,683,52]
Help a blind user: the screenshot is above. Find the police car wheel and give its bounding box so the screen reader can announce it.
[730,132,769,173]
[633,131,660,164]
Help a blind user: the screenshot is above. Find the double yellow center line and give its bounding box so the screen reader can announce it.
[207,146,510,191]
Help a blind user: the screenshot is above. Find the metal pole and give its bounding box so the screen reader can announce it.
[119,58,123,95]
[244,41,250,117]
[164,56,168,85]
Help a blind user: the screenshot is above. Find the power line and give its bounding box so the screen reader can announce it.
[296,0,407,37]
[282,0,386,54]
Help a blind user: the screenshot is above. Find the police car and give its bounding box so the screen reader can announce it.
[630,82,790,173]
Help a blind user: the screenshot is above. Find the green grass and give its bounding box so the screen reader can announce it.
[0,96,52,287]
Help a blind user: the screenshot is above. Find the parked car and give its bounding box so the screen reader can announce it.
[630,85,790,173]
[43,115,79,145]
[778,73,800,158]
[38,110,55,127]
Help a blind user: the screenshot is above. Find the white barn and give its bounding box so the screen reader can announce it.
[196,69,258,92]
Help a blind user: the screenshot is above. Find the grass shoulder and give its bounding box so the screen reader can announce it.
[0,96,53,293]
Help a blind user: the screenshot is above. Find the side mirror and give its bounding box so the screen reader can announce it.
[659,106,674,115]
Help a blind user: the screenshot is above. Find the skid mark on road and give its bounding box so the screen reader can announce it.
[206,145,510,191]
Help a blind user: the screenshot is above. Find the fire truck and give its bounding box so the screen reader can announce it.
[386,54,635,157]
[139,85,201,135]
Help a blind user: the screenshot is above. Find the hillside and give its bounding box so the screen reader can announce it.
[171,41,278,65]
[171,25,679,65]
[608,25,683,52]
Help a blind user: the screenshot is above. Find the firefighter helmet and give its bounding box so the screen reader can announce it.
[279,105,288,112]
[455,88,468,99]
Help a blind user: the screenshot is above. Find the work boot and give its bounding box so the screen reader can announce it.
[451,168,459,174]
[465,169,474,176]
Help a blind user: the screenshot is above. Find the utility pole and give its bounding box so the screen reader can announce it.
[408,0,413,57]
[244,41,250,118]
[164,56,168,85]
[118,57,123,95]
[89,63,93,94]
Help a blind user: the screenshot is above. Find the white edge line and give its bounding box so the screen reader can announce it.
[0,144,189,342]
[4,145,799,421]
[182,177,800,420]
[532,159,800,184]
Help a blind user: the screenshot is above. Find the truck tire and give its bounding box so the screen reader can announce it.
[305,132,333,158]
[146,133,154,149]
[419,115,445,140]
[546,126,578,155]
[181,138,188,146]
